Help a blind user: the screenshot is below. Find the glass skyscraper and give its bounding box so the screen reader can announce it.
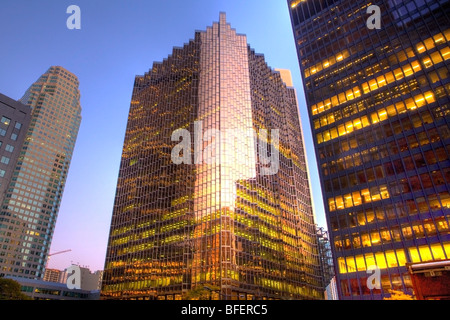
[0,66,82,279]
[288,0,450,299]
[102,13,322,300]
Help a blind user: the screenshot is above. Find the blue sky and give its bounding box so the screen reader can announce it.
[0,0,326,271]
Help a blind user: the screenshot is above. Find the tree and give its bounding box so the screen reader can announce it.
[383,289,415,300]
[0,278,32,300]
[182,285,221,300]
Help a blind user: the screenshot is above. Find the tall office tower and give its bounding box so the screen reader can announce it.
[288,0,450,299]
[0,66,82,279]
[102,13,322,300]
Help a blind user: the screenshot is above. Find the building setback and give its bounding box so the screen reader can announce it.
[102,13,322,300]
[0,66,82,279]
[288,0,450,299]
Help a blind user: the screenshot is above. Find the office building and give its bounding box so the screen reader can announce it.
[288,0,450,299]
[43,268,63,283]
[0,66,82,279]
[102,13,322,300]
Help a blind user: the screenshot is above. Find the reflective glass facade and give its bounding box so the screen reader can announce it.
[0,66,82,279]
[288,0,450,299]
[102,13,322,300]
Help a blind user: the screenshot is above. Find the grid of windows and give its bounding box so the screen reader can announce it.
[102,13,322,300]
[288,0,450,299]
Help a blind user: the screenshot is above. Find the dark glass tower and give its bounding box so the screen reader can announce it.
[288,0,450,299]
[102,13,323,300]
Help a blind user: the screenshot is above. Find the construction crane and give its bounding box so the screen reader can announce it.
[45,249,72,269]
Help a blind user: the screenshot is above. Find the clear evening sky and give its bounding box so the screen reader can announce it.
[0,0,326,271]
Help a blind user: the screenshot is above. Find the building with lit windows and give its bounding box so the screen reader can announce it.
[0,66,82,279]
[102,13,323,300]
[288,0,450,299]
[43,268,63,283]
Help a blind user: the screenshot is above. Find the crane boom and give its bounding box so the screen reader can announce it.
[48,249,72,256]
[45,249,72,269]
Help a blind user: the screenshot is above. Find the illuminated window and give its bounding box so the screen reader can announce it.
[371,112,381,124]
[418,245,433,261]
[356,117,367,128]
[335,196,344,210]
[440,192,450,208]
[0,116,11,126]
[316,133,323,144]
[356,255,366,271]
[444,243,450,258]
[361,189,371,203]
[365,253,376,269]
[352,191,362,206]
[403,64,414,77]
[329,198,336,212]
[375,252,387,269]
[361,233,371,247]
[331,96,339,107]
[422,56,432,68]
[430,51,443,65]
[430,244,446,260]
[330,128,338,139]
[362,82,370,94]
[405,97,416,110]
[423,38,435,50]
[395,101,406,114]
[346,257,356,273]
[338,257,346,273]
[357,212,366,225]
[369,79,378,90]
[409,247,421,263]
[441,47,450,60]
[371,231,381,245]
[416,42,426,53]
[385,250,398,268]
[345,121,354,134]
[314,119,320,129]
[377,109,388,121]
[424,92,435,104]
[344,194,353,208]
